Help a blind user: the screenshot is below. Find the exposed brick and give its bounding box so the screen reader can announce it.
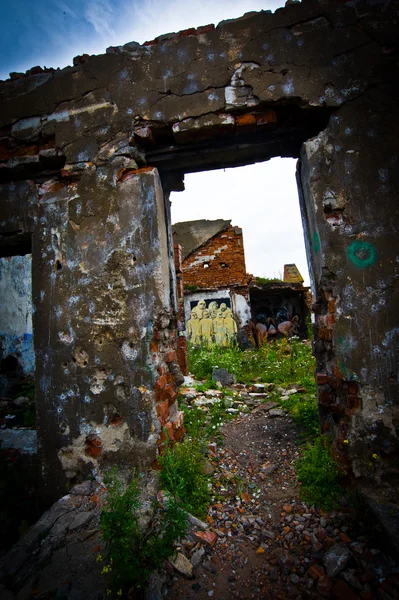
[164,349,176,363]
[179,27,197,37]
[319,328,333,342]
[328,298,336,313]
[332,579,359,600]
[163,384,178,405]
[347,395,360,410]
[307,564,326,580]
[155,375,167,390]
[256,110,277,125]
[86,446,102,458]
[86,434,102,447]
[319,389,333,405]
[156,400,170,425]
[236,114,257,127]
[181,224,249,290]
[197,24,215,34]
[316,373,328,385]
[348,381,359,395]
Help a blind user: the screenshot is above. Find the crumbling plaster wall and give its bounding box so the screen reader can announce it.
[0,255,34,381]
[0,0,398,496]
[299,90,399,482]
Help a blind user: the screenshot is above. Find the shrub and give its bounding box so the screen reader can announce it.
[158,438,211,518]
[99,468,187,597]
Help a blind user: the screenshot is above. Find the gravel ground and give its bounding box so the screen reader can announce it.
[166,385,399,600]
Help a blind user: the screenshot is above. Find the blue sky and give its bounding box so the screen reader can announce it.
[0,0,310,284]
[0,0,286,80]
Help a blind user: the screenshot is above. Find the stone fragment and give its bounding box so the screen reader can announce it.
[212,368,236,386]
[193,530,218,547]
[269,409,285,417]
[275,548,294,574]
[191,546,205,567]
[187,513,209,531]
[69,480,95,496]
[169,552,194,578]
[13,396,29,406]
[323,543,352,577]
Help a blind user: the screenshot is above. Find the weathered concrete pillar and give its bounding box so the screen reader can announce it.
[298,88,399,483]
[32,165,183,501]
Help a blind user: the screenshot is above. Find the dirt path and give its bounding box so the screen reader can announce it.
[166,400,398,600]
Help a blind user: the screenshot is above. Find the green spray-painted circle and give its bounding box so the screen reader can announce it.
[346,240,377,269]
[312,231,321,253]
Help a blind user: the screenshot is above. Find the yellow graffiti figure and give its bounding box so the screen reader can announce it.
[187,311,202,345]
[200,309,214,345]
[219,302,232,318]
[224,313,237,341]
[213,310,228,345]
[192,299,206,319]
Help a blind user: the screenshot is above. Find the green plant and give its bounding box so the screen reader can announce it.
[158,438,211,518]
[254,276,283,285]
[23,403,36,428]
[278,392,319,439]
[100,468,187,598]
[296,436,343,510]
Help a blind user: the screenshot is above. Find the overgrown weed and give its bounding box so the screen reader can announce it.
[158,438,211,518]
[296,437,343,510]
[99,468,187,598]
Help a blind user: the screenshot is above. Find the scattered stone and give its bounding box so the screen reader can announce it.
[13,396,30,407]
[323,543,352,577]
[212,368,236,386]
[193,530,218,547]
[191,547,205,567]
[169,552,194,578]
[187,513,209,531]
[268,409,285,418]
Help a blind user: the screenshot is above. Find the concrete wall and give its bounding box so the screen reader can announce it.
[298,89,399,481]
[0,255,34,380]
[0,0,398,496]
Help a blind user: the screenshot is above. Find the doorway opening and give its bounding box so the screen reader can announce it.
[170,158,312,349]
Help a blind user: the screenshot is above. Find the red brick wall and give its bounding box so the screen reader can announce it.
[182,225,249,289]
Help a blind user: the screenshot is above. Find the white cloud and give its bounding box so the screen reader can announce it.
[84,0,115,38]
[170,159,310,286]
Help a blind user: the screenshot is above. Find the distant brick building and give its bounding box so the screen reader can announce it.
[172,220,252,337]
[172,219,310,346]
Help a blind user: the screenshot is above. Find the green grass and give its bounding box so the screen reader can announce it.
[188,338,315,389]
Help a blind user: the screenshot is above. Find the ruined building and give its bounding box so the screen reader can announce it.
[0,0,398,510]
[172,219,310,344]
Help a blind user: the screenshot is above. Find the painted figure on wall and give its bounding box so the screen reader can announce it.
[187,311,202,345]
[186,298,238,345]
[213,309,228,345]
[224,312,238,341]
[200,309,214,345]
